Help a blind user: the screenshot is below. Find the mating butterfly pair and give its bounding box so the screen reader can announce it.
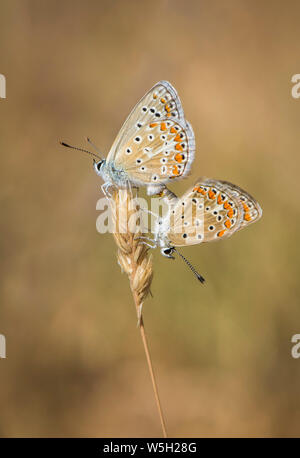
[62,81,262,280]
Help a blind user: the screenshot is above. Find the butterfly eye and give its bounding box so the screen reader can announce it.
[96,161,103,171]
[161,247,175,259]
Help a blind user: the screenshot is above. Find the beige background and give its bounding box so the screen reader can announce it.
[0,0,300,437]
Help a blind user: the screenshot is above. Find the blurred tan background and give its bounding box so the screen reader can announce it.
[0,0,300,437]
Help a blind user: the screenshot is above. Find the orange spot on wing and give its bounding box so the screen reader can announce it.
[160,122,167,131]
[208,190,216,199]
[243,203,250,212]
[153,94,157,99]
[167,113,172,117]
[174,133,181,142]
[227,209,234,218]
[217,230,225,237]
[175,143,183,151]
[244,213,252,221]
[165,105,171,113]
[160,98,166,103]
[224,219,231,228]
[175,153,184,162]
[149,123,158,128]
[193,186,201,192]
[223,201,230,210]
[170,127,177,133]
[217,194,223,205]
[172,165,180,176]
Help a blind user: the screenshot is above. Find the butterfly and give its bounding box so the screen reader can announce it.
[61,81,195,196]
[139,178,262,282]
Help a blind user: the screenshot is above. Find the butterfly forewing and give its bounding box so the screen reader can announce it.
[107,81,195,185]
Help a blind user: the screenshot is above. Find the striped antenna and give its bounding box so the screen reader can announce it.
[60,141,102,161]
[173,248,205,284]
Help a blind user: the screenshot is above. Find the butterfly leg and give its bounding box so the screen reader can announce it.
[101,182,114,198]
[135,235,156,243]
[134,236,157,249]
[101,182,109,196]
[141,241,157,249]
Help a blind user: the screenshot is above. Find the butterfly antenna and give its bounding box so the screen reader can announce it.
[60,141,102,161]
[86,137,103,156]
[173,248,205,284]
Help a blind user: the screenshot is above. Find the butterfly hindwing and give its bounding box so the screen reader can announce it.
[209,180,263,230]
[166,179,247,247]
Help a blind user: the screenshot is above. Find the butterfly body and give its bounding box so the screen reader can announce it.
[94,159,129,189]
[93,81,195,195]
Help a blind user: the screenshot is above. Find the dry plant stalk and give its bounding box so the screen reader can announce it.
[110,187,167,438]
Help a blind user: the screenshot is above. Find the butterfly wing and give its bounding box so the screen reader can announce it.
[208,179,263,230]
[107,81,195,185]
[165,179,258,247]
